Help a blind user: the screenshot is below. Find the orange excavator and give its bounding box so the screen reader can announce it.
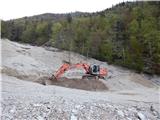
[51,63,108,80]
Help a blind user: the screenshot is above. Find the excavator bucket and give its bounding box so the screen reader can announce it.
[49,74,57,81]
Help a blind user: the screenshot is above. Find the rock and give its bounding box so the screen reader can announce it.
[137,112,146,120]
[117,110,124,117]
[152,111,157,116]
[9,106,16,113]
[36,116,44,120]
[72,109,78,115]
[135,106,141,111]
[75,105,81,109]
[150,105,154,112]
[126,117,132,120]
[70,114,77,120]
[33,104,42,107]
[70,108,78,120]
[150,105,158,116]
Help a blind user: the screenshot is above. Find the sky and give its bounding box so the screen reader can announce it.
[0,0,134,20]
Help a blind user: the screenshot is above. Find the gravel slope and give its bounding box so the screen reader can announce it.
[1,39,160,120]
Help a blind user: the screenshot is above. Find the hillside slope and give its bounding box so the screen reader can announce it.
[1,1,160,75]
[1,39,160,120]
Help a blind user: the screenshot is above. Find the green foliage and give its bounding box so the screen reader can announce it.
[67,14,72,23]
[1,1,160,74]
[1,21,6,37]
[51,22,62,45]
[99,40,113,63]
[21,23,36,43]
[129,36,144,71]
[35,21,51,45]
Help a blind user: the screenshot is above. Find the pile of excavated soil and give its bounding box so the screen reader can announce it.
[37,76,108,91]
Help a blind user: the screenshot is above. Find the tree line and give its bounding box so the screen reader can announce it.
[1,1,160,74]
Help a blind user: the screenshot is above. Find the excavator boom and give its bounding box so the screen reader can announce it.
[54,63,70,79]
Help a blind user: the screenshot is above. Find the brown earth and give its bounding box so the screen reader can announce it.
[37,76,108,91]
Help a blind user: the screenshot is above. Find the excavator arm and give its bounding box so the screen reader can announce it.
[54,63,70,79]
[54,63,90,79]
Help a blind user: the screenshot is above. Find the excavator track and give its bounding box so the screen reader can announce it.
[82,74,99,80]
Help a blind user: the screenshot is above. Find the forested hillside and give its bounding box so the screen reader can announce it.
[1,1,160,74]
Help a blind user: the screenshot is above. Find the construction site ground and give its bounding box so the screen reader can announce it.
[1,39,160,120]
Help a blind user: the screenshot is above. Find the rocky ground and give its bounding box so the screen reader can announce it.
[1,39,160,120]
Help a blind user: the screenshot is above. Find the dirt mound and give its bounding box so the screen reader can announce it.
[37,76,108,91]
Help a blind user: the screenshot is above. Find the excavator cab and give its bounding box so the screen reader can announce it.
[89,64,100,75]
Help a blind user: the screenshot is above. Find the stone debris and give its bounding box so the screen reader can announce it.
[36,116,44,120]
[137,112,146,120]
[9,106,16,113]
[1,97,159,120]
[33,104,42,107]
[70,114,78,120]
[117,110,124,117]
